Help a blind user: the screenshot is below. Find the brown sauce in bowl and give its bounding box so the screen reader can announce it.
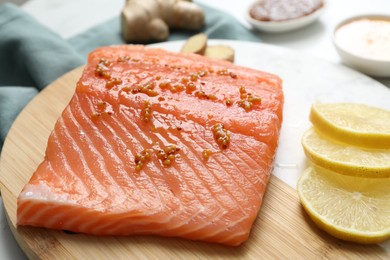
[250,0,324,22]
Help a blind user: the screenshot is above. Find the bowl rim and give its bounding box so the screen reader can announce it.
[332,14,390,63]
[333,13,390,31]
[245,0,326,28]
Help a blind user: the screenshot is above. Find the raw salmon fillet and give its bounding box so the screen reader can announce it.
[17,45,283,246]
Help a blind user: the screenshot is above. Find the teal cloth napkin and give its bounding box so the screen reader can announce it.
[0,2,261,151]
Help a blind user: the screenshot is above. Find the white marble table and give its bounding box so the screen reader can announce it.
[1,0,390,259]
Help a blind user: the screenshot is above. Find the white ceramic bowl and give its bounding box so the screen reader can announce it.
[245,0,326,33]
[332,15,390,78]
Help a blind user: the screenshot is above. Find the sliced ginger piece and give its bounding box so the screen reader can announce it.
[205,45,235,62]
[180,34,235,62]
[181,33,208,55]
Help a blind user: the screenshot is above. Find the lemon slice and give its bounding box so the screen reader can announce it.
[310,103,390,149]
[297,166,390,244]
[302,128,390,178]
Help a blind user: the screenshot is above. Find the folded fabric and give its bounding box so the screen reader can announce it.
[0,3,85,148]
[0,2,261,151]
[0,3,85,88]
[0,87,38,145]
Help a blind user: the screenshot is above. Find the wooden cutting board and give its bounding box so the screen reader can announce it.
[0,65,389,259]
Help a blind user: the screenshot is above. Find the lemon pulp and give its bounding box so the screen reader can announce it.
[297,166,390,244]
[302,128,390,178]
[310,103,390,149]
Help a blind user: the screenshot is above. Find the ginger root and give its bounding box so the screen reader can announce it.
[181,33,235,62]
[121,0,205,43]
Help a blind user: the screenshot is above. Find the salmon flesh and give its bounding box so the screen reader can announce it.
[17,45,284,246]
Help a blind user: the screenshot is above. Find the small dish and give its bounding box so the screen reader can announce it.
[332,15,390,77]
[245,0,326,33]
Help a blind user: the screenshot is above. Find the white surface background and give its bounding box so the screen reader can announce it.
[1,0,390,259]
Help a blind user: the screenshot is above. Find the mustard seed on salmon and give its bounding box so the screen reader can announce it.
[17,45,284,246]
